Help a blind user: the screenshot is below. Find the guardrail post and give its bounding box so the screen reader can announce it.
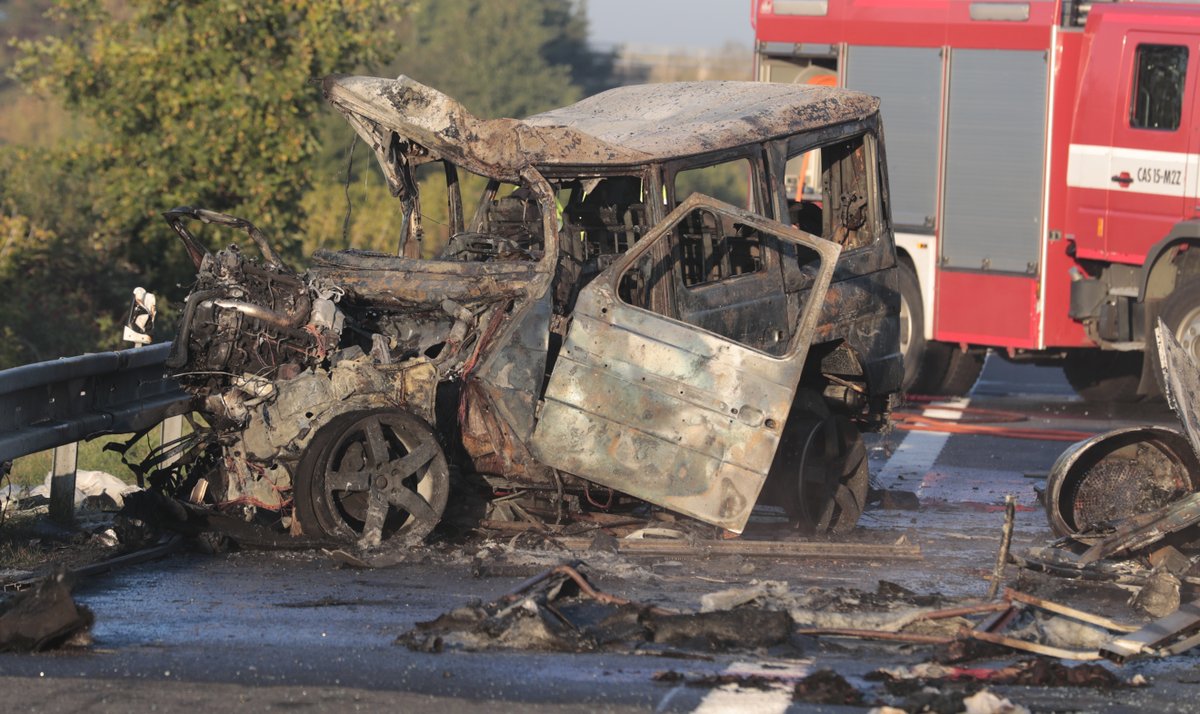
[160,414,184,466]
[50,441,79,525]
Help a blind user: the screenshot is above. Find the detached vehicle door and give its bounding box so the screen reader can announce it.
[530,194,840,533]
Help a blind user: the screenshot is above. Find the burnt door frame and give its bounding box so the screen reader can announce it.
[529,194,840,532]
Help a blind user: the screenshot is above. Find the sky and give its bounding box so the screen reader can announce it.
[585,0,754,50]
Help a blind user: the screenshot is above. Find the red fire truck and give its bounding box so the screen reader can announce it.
[753,0,1200,400]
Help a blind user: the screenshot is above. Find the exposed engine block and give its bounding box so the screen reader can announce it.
[167,245,343,425]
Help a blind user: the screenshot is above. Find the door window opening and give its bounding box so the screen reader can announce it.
[784,134,877,252]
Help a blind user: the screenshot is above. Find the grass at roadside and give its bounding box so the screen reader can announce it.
[1,431,167,573]
[0,511,55,571]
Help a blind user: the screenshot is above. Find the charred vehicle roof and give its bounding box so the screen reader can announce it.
[322,74,880,180]
[158,75,901,551]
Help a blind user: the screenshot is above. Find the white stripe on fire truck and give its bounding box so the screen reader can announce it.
[1067,144,1200,198]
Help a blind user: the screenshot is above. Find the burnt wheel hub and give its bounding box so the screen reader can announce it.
[296,410,450,548]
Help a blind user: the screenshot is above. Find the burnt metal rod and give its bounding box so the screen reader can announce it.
[915,601,1012,621]
[792,628,956,645]
[499,559,584,603]
[976,605,1019,634]
[552,537,922,560]
[987,494,1016,599]
[966,628,1103,660]
[1005,588,1139,633]
[550,564,675,615]
[498,563,675,616]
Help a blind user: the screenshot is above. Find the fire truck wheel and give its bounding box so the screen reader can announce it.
[1062,350,1143,403]
[1154,279,1200,394]
[898,262,984,396]
[897,261,927,392]
[930,346,985,396]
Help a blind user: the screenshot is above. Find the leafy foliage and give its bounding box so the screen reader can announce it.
[389,0,611,119]
[0,0,611,368]
[12,0,408,290]
[0,147,136,367]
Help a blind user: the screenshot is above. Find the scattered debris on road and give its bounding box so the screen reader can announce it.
[1009,322,1200,662]
[395,561,1152,664]
[0,570,92,652]
[399,560,1161,712]
[1101,598,1200,662]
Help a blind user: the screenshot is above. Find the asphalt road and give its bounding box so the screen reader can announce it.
[2,356,1198,713]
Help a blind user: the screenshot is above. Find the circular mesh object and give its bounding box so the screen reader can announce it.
[1067,442,1191,532]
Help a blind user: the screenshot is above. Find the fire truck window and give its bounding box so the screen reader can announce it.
[1131,45,1188,131]
[673,158,753,211]
[785,135,876,252]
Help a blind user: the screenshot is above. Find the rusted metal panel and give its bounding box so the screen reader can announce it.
[530,195,840,532]
[471,289,554,443]
[309,251,541,309]
[458,291,556,482]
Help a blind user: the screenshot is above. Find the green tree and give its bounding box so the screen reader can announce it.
[0,1,58,93]
[540,0,616,100]
[12,0,408,293]
[388,0,611,119]
[0,146,138,367]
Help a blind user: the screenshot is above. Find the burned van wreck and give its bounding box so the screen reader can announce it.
[159,75,902,549]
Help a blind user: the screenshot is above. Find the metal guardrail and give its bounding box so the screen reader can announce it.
[0,342,191,522]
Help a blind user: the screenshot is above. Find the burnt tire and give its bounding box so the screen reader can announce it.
[898,261,984,396]
[764,393,868,535]
[294,409,449,547]
[1063,350,1144,403]
[1152,279,1200,395]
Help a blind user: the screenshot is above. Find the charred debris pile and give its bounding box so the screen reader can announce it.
[399,560,1147,710]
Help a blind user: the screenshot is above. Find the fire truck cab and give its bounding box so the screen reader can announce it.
[754,0,1200,400]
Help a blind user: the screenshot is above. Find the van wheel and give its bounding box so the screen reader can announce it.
[764,392,867,534]
[1062,350,1143,403]
[294,409,449,548]
[792,414,868,534]
[898,261,983,396]
[1153,279,1200,395]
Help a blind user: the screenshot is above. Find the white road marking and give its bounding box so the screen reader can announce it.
[875,398,968,491]
[682,660,812,714]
